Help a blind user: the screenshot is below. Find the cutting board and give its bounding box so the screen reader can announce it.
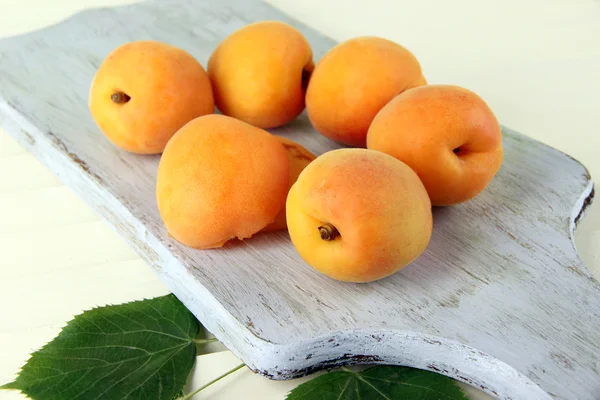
[0,0,598,398]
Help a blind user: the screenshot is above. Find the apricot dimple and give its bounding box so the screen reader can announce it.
[367,85,503,206]
[286,148,432,283]
[156,114,289,249]
[306,36,426,147]
[367,84,504,206]
[89,40,214,154]
[261,136,316,232]
[208,21,314,129]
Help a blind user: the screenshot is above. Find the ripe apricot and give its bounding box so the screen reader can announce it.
[207,21,314,129]
[367,84,504,206]
[262,136,316,232]
[306,36,426,147]
[156,114,289,249]
[286,148,432,283]
[89,40,214,154]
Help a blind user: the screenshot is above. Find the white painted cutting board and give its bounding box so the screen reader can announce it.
[0,0,597,398]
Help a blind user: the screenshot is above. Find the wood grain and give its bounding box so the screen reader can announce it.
[0,0,597,398]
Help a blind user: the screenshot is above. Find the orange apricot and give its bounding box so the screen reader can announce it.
[156,114,289,249]
[208,21,314,129]
[262,136,316,232]
[89,40,214,154]
[306,36,426,147]
[286,148,432,283]
[367,84,504,206]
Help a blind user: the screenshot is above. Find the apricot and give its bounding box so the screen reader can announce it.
[367,84,504,206]
[262,136,316,232]
[156,114,289,249]
[305,36,426,147]
[286,148,432,283]
[207,21,314,129]
[89,40,214,154]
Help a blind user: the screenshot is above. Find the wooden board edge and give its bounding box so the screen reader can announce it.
[498,124,595,241]
[572,180,595,236]
[252,330,552,400]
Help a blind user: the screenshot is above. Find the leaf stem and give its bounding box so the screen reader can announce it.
[341,366,354,373]
[180,363,245,400]
[193,337,219,345]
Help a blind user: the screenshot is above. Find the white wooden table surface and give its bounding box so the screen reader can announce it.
[1,1,598,399]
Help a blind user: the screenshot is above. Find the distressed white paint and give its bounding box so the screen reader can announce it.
[0,0,597,398]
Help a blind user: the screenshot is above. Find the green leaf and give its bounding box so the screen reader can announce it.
[1,294,199,400]
[286,366,469,400]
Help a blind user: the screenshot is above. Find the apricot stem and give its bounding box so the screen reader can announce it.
[111,92,131,104]
[318,223,339,241]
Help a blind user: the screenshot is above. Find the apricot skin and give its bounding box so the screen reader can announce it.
[156,114,289,249]
[306,36,426,148]
[89,40,214,154]
[262,136,316,232]
[208,21,314,129]
[367,84,504,206]
[286,148,432,283]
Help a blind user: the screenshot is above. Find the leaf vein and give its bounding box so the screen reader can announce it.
[110,309,147,330]
[92,357,152,400]
[32,374,67,397]
[366,376,461,399]
[97,313,126,333]
[59,329,189,341]
[29,343,192,383]
[135,308,161,326]
[355,375,392,400]
[49,345,152,354]
[71,362,125,400]
[147,303,188,338]
[336,378,351,400]
[38,355,110,365]
[50,369,92,398]
[120,343,189,399]
[146,303,167,320]
[81,315,107,334]
[286,374,346,397]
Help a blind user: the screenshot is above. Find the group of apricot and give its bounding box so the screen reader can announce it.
[89,21,503,283]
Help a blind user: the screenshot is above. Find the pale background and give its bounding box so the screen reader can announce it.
[1,0,599,399]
